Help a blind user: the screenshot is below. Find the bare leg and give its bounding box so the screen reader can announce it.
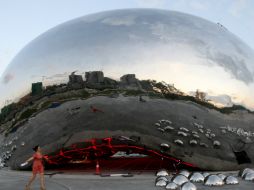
[40,173,46,190]
[26,173,36,189]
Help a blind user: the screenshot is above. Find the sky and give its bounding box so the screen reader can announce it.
[0,0,254,77]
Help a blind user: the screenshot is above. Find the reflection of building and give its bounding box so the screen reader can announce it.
[68,72,84,89]
[31,82,43,96]
[69,73,83,84]
[120,74,142,90]
[85,71,117,89]
[120,74,137,84]
[85,71,104,84]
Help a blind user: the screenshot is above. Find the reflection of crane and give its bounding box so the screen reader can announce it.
[31,75,47,81]
[217,22,227,30]
[41,76,47,81]
[71,70,78,75]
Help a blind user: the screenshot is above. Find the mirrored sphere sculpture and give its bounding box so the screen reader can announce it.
[224,176,239,185]
[202,172,210,178]
[156,176,168,182]
[189,172,204,183]
[217,173,227,180]
[179,170,191,178]
[165,182,178,190]
[174,139,184,146]
[204,175,224,186]
[239,168,254,177]
[243,172,254,181]
[181,182,197,190]
[156,169,169,177]
[172,174,189,186]
[155,179,167,187]
[164,126,175,131]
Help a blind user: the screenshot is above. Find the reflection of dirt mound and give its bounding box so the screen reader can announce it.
[1,95,254,171]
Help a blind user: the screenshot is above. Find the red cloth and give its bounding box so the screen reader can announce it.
[32,153,44,174]
[90,106,104,113]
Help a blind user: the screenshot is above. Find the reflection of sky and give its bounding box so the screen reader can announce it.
[1,9,254,110]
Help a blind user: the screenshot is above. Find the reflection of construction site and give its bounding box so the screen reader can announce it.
[45,137,198,173]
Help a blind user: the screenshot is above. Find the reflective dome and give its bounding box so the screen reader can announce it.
[165,182,178,190]
[179,170,191,178]
[164,126,175,131]
[155,179,167,187]
[200,142,209,148]
[174,139,184,146]
[192,134,200,139]
[202,172,210,178]
[243,172,254,181]
[239,168,254,177]
[189,172,204,183]
[1,9,254,110]
[224,176,239,185]
[172,174,189,186]
[189,139,198,146]
[156,176,168,182]
[180,127,189,132]
[217,173,227,180]
[160,143,170,149]
[156,169,169,176]
[177,131,188,137]
[181,182,197,190]
[2,8,254,172]
[204,175,224,186]
[213,140,221,148]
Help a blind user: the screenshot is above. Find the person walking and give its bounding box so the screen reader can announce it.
[21,145,48,190]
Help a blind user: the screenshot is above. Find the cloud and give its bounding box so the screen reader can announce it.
[206,51,253,84]
[101,16,136,26]
[189,0,209,11]
[135,0,166,7]
[207,94,233,107]
[149,21,254,85]
[0,49,14,77]
[229,0,248,16]
[150,22,171,41]
[2,73,14,84]
[189,91,233,107]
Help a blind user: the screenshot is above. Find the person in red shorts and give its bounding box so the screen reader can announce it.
[21,145,48,190]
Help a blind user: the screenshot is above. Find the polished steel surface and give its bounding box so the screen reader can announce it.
[224,176,239,185]
[165,182,179,190]
[156,169,169,177]
[181,182,197,190]
[172,174,189,186]
[204,174,224,186]
[1,9,254,110]
[189,172,204,183]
